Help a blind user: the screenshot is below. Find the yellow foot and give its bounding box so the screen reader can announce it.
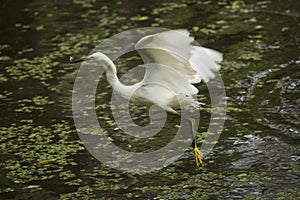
[193,147,202,168]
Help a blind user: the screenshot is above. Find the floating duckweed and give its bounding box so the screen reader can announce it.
[152,2,187,15]
[238,52,262,61]
[200,28,217,35]
[247,17,257,23]
[35,25,44,31]
[281,27,289,32]
[130,15,149,22]
[59,170,76,180]
[255,25,263,30]
[6,56,54,81]
[15,96,54,113]
[227,1,245,12]
[0,121,84,184]
[199,20,229,35]
[0,56,11,61]
[32,96,54,105]
[18,48,34,55]
[60,185,96,199]
[0,74,8,82]
[5,32,102,83]
[0,44,9,51]
[192,26,199,32]
[0,0,299,199]
[72,0,96,8]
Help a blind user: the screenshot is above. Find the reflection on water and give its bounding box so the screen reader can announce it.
[0,0,299,199]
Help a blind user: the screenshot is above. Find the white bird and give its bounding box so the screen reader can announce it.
[71,29,223,167]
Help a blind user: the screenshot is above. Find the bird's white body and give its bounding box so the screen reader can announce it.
[88,30,222,114]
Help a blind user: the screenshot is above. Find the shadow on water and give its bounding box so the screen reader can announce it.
[0,0,299,199]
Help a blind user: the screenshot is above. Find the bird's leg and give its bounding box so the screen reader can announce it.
[190,118,202,168]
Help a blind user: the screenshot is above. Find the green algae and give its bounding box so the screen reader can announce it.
[15,96,54,113]
[0,74,8,82]
[0,0,299,199]
[0,121,84,184]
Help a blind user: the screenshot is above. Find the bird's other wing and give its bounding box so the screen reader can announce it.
[142,63,199,96]
[135,29,223,84]
[190,46,222,83]
[133,63,200,110]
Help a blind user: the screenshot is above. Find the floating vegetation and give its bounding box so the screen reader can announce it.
[0,0,299,199]
[0,121,84,185]
[0,74,8,82]
[15,96,54,113]
[238,51,262,61]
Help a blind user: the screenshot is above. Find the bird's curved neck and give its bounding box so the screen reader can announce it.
[102,55,139,99]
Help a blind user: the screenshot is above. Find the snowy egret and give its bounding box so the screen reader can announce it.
[71,29,222,168]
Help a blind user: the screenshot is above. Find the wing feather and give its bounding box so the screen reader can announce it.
[134,29,222,108]
[135,29,222,85]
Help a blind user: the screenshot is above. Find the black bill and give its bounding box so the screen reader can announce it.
[70,56,88,63]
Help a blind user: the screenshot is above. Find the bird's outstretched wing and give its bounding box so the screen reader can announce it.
[132,30,222,111]
[135,29,223,93]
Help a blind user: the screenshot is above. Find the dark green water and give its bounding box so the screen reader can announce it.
[0,0,299,199]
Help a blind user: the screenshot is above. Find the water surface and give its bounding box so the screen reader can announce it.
[0,0,299,199]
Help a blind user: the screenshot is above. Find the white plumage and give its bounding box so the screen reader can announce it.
[81,29,222,114]
[72,29,223,167]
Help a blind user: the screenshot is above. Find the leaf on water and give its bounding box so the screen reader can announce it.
[238,173,248,177]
